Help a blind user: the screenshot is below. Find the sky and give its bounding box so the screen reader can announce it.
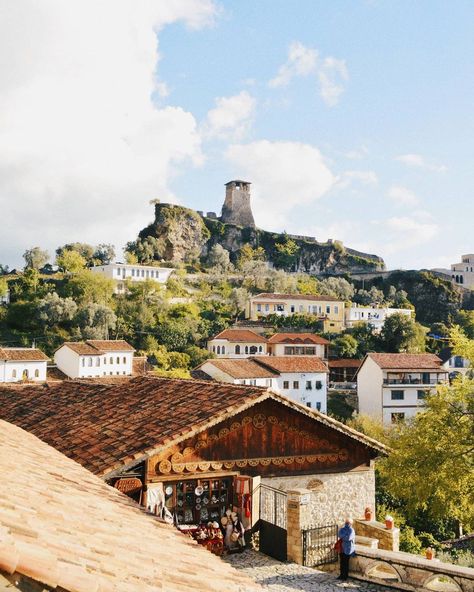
[0,0,473,270]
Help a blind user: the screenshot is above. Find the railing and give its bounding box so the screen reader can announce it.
[383,378,446,385]
[255,484,287,529]
[329,381,357,390]
[302,524,339,567]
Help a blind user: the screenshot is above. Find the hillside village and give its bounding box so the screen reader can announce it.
[0,181,473,591]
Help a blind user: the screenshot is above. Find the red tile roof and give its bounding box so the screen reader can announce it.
[251,292,342,302]
[268,333,330,345]
[212,329,267,343]
[59,340,135,355]
[328,359,362,368]
[255,356,329,373]
[0,420,261,592]
[367,353,443,370]
[60,342,103,355]
[202,359,278,379]
[0,376,385,477]
[0,347,49,361]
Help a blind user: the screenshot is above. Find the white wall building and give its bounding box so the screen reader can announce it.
[90,263,174,294]
[54,340,135,379]
[267,333,329,359]
[207,329,267,358]
[0,348,48,383]
[345,305,412,331]
[0,289,10,305]
[198,356,328,412]
[357,353,448,425]
[450,254,474,290]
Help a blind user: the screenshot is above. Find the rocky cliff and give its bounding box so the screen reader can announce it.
[128,203,385,274]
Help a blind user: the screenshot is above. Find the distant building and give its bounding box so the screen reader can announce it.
[198,356,328,412]
[0,347,48,382]
[328,359,362,388]
[450,254,474,289]
[90,263,174,294]
[267,333,329,359]
[54,340,135,379]
[345,304,412,332]
[439,347,471,378]
[207,329,267,357]
[357,353,448,424]
[247,293,345,332]
[220,180,255,228]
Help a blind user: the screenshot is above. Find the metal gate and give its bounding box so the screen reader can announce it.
[257,484,287,561]
[302,524,338,567]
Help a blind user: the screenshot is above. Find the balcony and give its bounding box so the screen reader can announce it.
[383,377,446,386]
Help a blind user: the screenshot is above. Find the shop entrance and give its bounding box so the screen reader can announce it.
[257,484,287,562]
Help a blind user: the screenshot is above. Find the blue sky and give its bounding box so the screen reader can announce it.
[0,1,472,270]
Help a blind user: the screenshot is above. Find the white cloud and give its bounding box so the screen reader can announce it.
[203,91,256,140]
[388,185,420,206]
[395,153,447,172]
[377,216,438,254]
[225,140,335,229]
[269,42,318,88]
[344,145,369,160]
[318,57,349,107]
[0,0,217,266]
[337,170,378,189]
[269,42,348,106]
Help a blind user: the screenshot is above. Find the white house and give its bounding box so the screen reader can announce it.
[90,263,174,294]
[54,340,135,379]
[439,348,471,378]
[0,347,48,383]
[345,305,412,331]
[207,329,267,358]
[197,356,329,412]
[356,353,449,425]
[196,358,277,388]
[450,254,474,290]
[267,333,329,359]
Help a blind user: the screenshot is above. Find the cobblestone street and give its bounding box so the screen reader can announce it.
[224,550,396,592]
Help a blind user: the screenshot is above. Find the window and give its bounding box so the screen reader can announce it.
[391,412,405,423]
[104,357,107,364]
[245,346,249,354]
[249,379,256,386]
[96,358,100,367]
[249,346,257,354]
[293,381,299,389]
[299,305,303,312]
[146,270,149,278]
[290,305,295,313]
[284,347,294,355]
[283,381,289,389]
[334,306,339,314]
[116,356,120,364]
[22,369,29,379]
[122,356,126,364]
[306,381,312,390]
[235,345,240,355]
[34,369,39,378]
[88,357,93,367]
[391,390,404,400]
[305,347,316,355]
[276,304,284,312]
[222,346,226,354]
[216,346,221,355]
[326,305,331,314]
[212,346,216,353]
[306,402,312,408]
[12,370,16,378]
[312,306,317,313]
[266,379,272,387]
[316,402,322,411]
[131,269,135,277]
[109,357,113,364]
[315,380,322,390]
[417,390,427,400]
[81,358,85,367]
[259,346,263,353]
[141,270,145,277]
[257,304,262,312]
[265,304,269,312]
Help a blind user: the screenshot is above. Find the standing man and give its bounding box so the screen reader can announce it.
[338,516,355,581]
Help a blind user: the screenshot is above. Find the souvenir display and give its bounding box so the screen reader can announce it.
[165,485,173,496]
[168,478,233,527]
[194,485,204,496]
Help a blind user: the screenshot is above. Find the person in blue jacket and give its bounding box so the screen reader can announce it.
[338,516,355,581]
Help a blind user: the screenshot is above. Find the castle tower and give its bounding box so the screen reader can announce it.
[220,180,255,228]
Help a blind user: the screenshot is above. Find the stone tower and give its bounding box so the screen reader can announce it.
[220,180,255,228]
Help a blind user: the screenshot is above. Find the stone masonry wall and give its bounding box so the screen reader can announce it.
[262,469,375,528]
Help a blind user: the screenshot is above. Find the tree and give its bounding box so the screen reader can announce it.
[266,269,298,294]
[238,244,266,268]
[38,292,77,326]
[379,313,426,353]
[67,270,114,304]
[23,247,49,270]
[0,277,8,298]
[346,322,378,357]
[319,277,355,301]
[456,311,474,340]
[229,287,249,320]
[273,236,299,269]
[380,328,474,532]
[93,244,115,265]
[332,334,358,358]
[207,244,231,272]
[56,243,95,265]
[75,303,117,339]
[56,250,87,273]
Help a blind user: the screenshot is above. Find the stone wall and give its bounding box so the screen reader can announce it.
[355,519,400,552]
[262,469,375,527]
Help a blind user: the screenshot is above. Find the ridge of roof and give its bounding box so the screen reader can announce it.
[212,329,267,343]
[251,292,342,302]
[201,358,278,379]
[253,356,329,374]
[0,347,49,361]
[267,332,330,345]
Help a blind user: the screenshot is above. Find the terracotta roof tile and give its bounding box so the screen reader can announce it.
[211,329,267,343]
[203,359,278,379]
[87,340,135,352]
[267,333,330,345]
[61,342,104,355]
[0,348,49,362]
[0,377,386,477]
[367,353,443,370]
[254,356,329,374]
[0,420,262,592]
[251,292,343,302]
[328,359,362,368]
